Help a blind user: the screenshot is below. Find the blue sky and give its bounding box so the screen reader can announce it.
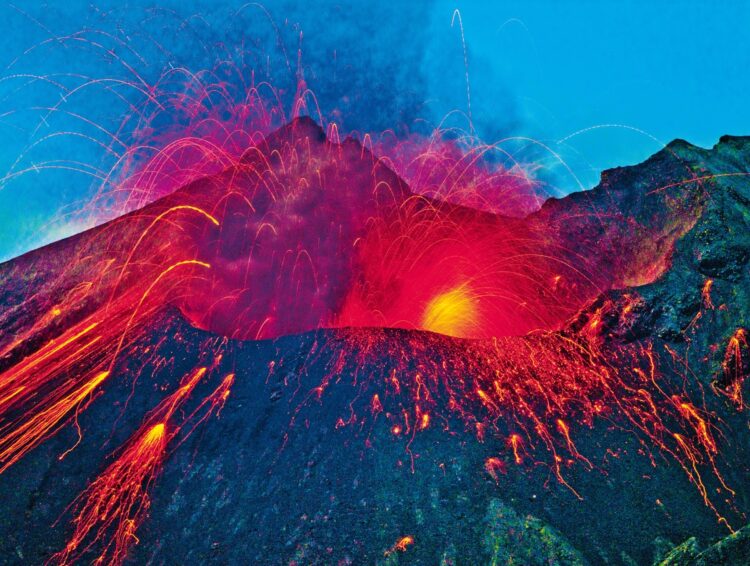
[0,1,748,260]
[444,0,750,186]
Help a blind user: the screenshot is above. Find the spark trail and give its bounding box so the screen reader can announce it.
[50,366,234,565]
[0,370,109,473]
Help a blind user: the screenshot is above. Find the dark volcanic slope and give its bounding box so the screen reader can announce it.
[568,136,750,386]
[1,132,750,565]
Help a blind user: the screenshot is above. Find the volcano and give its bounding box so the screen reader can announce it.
[1,120,750,565]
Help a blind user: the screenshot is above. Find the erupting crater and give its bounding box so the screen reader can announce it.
[136,117,620,341]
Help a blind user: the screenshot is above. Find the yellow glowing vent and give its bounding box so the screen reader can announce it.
[421,284,479,338]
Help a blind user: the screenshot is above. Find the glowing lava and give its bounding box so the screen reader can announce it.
[50,366,234,565]
[51,422,168,566]
[420,284,479,337]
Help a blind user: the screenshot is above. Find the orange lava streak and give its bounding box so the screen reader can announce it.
[676,402,718,455]
[509,433,523,465]
[384,535,414,556]
[215,373,234,407]
[484,456,506,483]
[0,370,109,474]
[721,328,748,409]
[371,394,383,415]
[0,386,25,411]
[702,279,714,310]
[672,432,731,530]
[0,322,99,396]
[0,335,103,418]
[556,418,593,469]
[50,422,167,566]
[179,372,236,435]
[51,366,210,565]
[419,412,430,430]
[163,367,207,421]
